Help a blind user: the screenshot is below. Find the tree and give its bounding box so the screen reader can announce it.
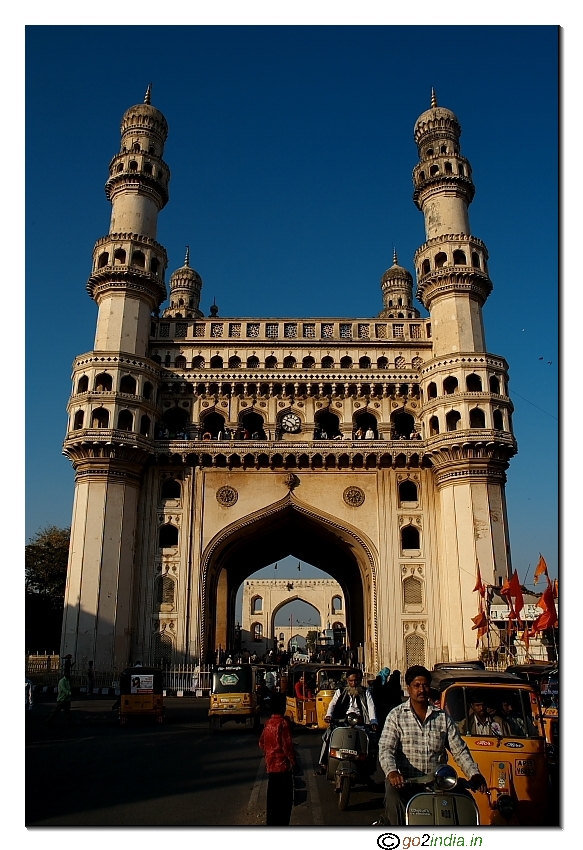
[25,526,70,607]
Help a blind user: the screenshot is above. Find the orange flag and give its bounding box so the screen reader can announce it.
[530,582,558,633]
[533,555,548,586]
[471,610,488,647]
[473,563,486,598]
[500,571,524,625]
[521,627,530,651]
[553,578,558,599]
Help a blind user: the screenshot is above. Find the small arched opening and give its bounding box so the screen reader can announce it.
[429,415,440,436]
[251,596,263,614]
[210,355,223,368]
[443,376,458,395]
[493,409,504,430]
[353,410,378,439]
[240,410,265,440]
[161,478,181,500]
[117,410,133,431]
[95,373,112,392]
[140,414,151,436]
[91,407,109,428]
[466,373,482,392]
[156,575,175,609]
[114,248,126,264]
[391,411,415,439]
[265,356,278,369]
[302,356,315,369]
[401,524,420,551]
[471,252,481,269]
[446,410,461,431]
[163,406,189,437]
[359,356,371,369]
[489,376,500,394]
[77,375,89,393]
[98,252,109,268]
[399,479,418,503]
[453,250,467,265]
[322,356,334,369]
[192,355,205,369]
[377,356,388,369]
[427,382,437,399]
[132,250,146,269]
[422,259,430,275]
[283,356,296,369]
[159,524,178,548]
[435,252,447,269]
[332,595,343,613]
[469,408,486,428]
[120,375,137,395]
[340,356,353,369]
[201,411,226,439]
[73,410,84,430]
[315,409,340,439]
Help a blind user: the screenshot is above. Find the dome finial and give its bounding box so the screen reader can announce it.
[144,83,152,105]
[393,247,398,265]
[431,87,437,108]
[184,246,190,267]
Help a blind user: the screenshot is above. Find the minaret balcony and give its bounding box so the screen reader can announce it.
[63,428,154,451]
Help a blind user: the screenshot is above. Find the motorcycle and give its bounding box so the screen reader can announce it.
[326,712,378,810]
[404,765,480,826]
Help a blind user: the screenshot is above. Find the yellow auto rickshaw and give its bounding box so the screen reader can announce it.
[284,663,354,729]
[506,663,559,755]
[208,665,261,730]
[432,667,550,825]
[118,666,164,725]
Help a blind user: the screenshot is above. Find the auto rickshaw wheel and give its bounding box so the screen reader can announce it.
[338,776,351,811]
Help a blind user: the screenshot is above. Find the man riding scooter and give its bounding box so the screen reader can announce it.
[315,669,378,775]
[378,665,487,825]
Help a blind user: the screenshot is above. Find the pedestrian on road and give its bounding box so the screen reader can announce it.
[26,678,34,711]
[259,692,296,826]
[46,675,73,726]
[86,660,95,696]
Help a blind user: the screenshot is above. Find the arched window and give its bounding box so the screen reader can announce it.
[159,524,178,548]
[283,356,296,369]
[443,376,458,395]
[340,356,352,369]
[435,252,447,269]
[252,623,263,641]
[120,375,137,394]
[427,382,437,399]
[489,376,500,394]
[359,356,371,369]
[401,525,420,550]
[251,596,263,614]
[391,411,415,439]
[129,160,138,171]
[377,357,388,369]
[143,381,153,400]
[156,575,175,608]
[422,259,430,275]
[163,406,189,436]
[419,171,425,180]
[405,633,425,667]
[98,252,109,268]
[95,373,112,392]
[445,162,453,174]
[426,148,433,157]
[429,415,440,436]
[403,576,423,608]
[469,408,486,428]
[91,407,109,428]
[116,163,123,173]
[247,356,260,369]
[73,410,84,430]
[453,250,467,265]
[117,410,133,431]
[114,248,126,264]
[175,356,187,369]
[192,355,205,369]
[466,374,482,392]
[132,250,146,268]
[331,595,343,613]
[152,632,173,667]
[77,375,89,393]
[458,164,465,176]
[471,252,481,269]
[265,356,278,369]
[493,409,504,430]
[446,410,461,431]
[150,257,160,275]
[143,162,153,175]
[399,479,418,502]
[204,354,220,369]
[161,478,181,499]
[430,164,439,176]
[302,356,315,369]
[322,356,334,369]
[132,142,141,152]
[140,414,151,436]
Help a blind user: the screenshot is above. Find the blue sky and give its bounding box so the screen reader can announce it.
[25,25,558,593]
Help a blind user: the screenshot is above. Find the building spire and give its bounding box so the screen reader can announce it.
[144,83,152,105]
[184,246,190,267]
[393,248,398,265]
[431,87,437,108]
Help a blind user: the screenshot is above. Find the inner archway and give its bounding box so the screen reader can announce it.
[199,496,377,667]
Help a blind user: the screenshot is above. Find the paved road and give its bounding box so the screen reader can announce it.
[26,694,386,827]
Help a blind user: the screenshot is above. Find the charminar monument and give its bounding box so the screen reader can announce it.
[61,87,516,672]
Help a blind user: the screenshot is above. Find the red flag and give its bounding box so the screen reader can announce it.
[533,555,548,586]
[521,627,530,651]
[530,582,558,633]
[500,571,524,624]
[473,563,486,598]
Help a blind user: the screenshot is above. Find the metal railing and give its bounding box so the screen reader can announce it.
[25,658,214,693]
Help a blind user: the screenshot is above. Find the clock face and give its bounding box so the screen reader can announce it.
[281,413,301,433]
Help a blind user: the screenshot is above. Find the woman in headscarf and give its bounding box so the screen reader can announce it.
[370,666,393,732]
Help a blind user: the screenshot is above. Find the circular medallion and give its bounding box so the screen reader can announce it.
[216,486,238,507]
[374,402,380,408]
[202,401,209,407]
[221,401,228,407]
[343,486,365,507]
[259,402,266,407]
[354,402,361,408]
[335,402,342,407]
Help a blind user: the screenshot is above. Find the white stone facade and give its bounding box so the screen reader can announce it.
[61,89,517,674]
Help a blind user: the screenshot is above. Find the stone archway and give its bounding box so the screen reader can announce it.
[199,492,379,668]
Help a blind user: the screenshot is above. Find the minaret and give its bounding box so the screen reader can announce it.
[163,247,204,319]
[61,89,170,667]
[377,249,420,318]
[412,93,517,660]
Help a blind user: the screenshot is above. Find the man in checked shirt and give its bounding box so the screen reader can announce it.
[378,666,487,825]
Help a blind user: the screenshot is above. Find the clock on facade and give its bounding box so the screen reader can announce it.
[281,413,301,433]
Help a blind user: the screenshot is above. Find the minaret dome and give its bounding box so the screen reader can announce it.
[378,250,420,318]
[163,246,204,318]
